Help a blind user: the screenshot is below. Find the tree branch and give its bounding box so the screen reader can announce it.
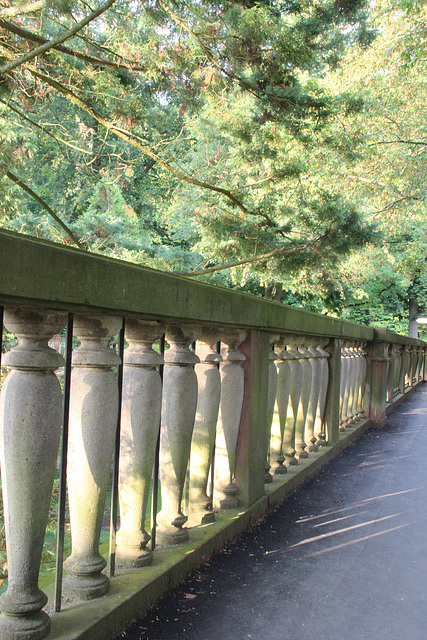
[5,171,85,249]
[367,196,419,219]
[0,0,117,75]
[0,1,45,18]
[342,282,395,308]
[0,18,147,71]
[0,98,93,155]
[370,139,427,147]
[175,242,312,277]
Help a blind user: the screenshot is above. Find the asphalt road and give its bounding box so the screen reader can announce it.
[116,385,427,640]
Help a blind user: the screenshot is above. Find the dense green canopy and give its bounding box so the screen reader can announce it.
[0,0,425,335]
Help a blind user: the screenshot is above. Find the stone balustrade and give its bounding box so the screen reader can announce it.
[0,230,425,640]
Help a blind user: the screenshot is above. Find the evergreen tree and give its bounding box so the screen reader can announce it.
[0,0,374,283]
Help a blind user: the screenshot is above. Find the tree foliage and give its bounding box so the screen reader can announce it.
[0,0,375,284]
[319,0,427,335]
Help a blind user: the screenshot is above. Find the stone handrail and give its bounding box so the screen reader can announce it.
[0,230,425,640]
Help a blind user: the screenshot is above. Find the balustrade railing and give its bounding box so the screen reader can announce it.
[0,230,425,640]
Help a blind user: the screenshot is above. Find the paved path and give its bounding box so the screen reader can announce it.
[116,385,427,640]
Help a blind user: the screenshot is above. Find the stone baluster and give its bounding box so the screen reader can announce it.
[157,325,200,544]
[410,345,417,387]
[305,339,322,452]
[264,336,279,483]
[323,338,342,445]
[399,345,407,394]
[314,340,330,446]
[420,347,425,381]
[339,344,347,431]
[282,336,302,466]
[413,346,420,383]
[392,345,402,399]
[345,344,359,426]
[348,344,358,424]
[294,339,312,459]
[386,344,396,404]
[350,343,364,425]
[415,346,423,383]
[346,343,357,423]
[116,320,164,567]
[408,346,414,386]
[404,346,411,388]
[64,314,121,599]
[368,341,390,426]
[412,346,418,385]
[270,338,292,475]
[339,343,351,431]
[0,307,65,640]
[215,330,246,509]
[419,347,425,381]
[188,330,222,525]
[356,342,368,419]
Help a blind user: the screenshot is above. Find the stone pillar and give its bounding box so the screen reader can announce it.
[305,340,322,452]
[415,346,423,383]
[418,346,425,382]
[271,338,292,475]
[282,337,302,466]
[355,342,367,419]
[339,343,351,431]
[399,345,407,394]
[345,345,358,426]
[411,346,418,386]
[235,330,270,507]
[368,341,390,426]
[64,314,121,600]
[294,340,312,459]
[314,340,330,446]
[406,346,414,388]
[264,337,279,483]
[157,324,200,544]
[116,320,164,567]
[403,346,411,389]
[323,338,341,445]
[412,347,418,384]
[392,344,402,400]
[0,307,65,640]
[215,330,246,509]
[386,344,396,405]
[188,330,222,525]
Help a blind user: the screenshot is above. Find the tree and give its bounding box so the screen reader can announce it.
[302,0,427,335]
[0,0,375,285]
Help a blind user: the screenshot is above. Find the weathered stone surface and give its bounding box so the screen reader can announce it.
[214,330,246,509]
[0,307,65,640]
[117,320,164,567]
[264,337,279,483]
[271,338,292,475]
[157,324,200,545]
[64,314,121,599]
[188,330,222,526]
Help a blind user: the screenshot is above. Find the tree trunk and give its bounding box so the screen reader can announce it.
[265,283,283,301]
[408,297,419,338]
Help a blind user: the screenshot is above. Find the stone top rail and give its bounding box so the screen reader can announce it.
[2,229,423,346]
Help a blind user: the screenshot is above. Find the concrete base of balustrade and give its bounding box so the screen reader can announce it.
[44,383,424,640]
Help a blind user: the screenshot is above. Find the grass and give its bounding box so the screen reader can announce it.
[0,473,111,597]
[0,473,159,598]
